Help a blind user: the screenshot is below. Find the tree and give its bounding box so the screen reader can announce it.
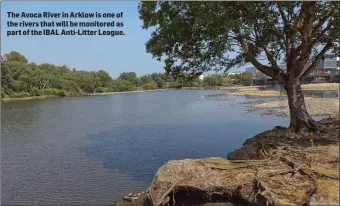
[139,1,339,132]
[240,72,254,83]
[118,72,138,85]
[3,51,28,64]
[139,74,154,85]
[222,76,233,85]
[203,75,221,86]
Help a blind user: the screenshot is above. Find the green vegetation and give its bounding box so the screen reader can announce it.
[3,51,248,99]
[0,51,257,100]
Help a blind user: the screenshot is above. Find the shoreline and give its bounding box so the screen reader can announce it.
[1,89,172,102]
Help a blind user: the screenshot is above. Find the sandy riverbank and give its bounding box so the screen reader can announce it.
[248,97,339,118]
[227,83,340,97]
[226,83,339,117]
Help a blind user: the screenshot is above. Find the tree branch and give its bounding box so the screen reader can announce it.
[311,8,336,37]
[298,42,333,80]
[234,28,281,78]
[277,2,288,27]
[253,20,279,68]
[312,20,333,46]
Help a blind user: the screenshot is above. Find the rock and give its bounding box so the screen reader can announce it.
[115,192,151,206]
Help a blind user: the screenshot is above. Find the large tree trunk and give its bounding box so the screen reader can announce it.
[284,81,319,132]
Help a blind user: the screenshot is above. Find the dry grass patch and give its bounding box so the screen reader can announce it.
[301,83,340,91]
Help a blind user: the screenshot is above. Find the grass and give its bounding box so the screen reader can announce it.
[315,179,339,202]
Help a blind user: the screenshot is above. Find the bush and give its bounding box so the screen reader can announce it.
[141,82,158,90]
[9,92,30,98]
[57,90,67,97]
[29,87,43,96]
[168,82,182,89]
[1,88,9,99]
[95,87,108,93]
[41,88,59,95]
[203,75,221,86]
[111,79,135,91]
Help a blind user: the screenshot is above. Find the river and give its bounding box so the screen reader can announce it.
[0,90,318,205]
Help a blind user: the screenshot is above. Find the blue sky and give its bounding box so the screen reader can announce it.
[1,1,240,78]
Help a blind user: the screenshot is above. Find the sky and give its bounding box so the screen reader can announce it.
[1,1,241,78]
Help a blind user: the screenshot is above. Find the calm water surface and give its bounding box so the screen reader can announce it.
[2,90,300,205]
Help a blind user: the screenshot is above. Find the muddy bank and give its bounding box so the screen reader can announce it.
[114,118,339,206]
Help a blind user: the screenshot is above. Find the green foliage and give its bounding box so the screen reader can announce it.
[139,74,154,85]
[57,90,67,97]
[9,92,30,98]
[118,72,138,85]
[30,87,43,96]
[95,87,108,93]
[240,72,253,83]
[167,82,183,89]
[141,81,158,90]
[222,76,233,85]
[1,51,212,99]
[111,79,135,91]
[184,78,203,87]
[203,75,224,86]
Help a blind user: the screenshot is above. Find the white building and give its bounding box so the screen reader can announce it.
[227,72,241,75]
[199,74,204,80]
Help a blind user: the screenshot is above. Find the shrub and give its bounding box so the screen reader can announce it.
[141,82,158,90]
[57,90,67,97]
[111,79,135,91]
[9,92,30,98]
[1,88,9,99]
[168,82,182,89]
[42,88,59,95]
[29,87,43,96]
[95,87,108,93]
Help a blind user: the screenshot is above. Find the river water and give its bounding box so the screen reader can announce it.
[0,90,320,205]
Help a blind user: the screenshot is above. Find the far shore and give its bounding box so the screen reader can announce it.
[1,88,172,102]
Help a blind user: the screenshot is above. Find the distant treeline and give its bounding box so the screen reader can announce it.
[1,51,254,99]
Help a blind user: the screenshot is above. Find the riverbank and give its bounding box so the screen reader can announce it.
[246,97,339,118]
[227,83,340,97]
[226,83,339,118]
[115,118,339,206]
[1,89,171,102]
